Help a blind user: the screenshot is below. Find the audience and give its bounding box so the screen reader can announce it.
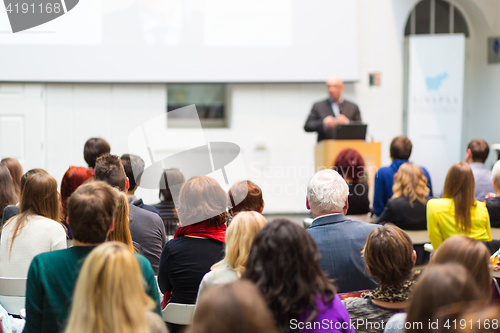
[466,139,494,200]
[1,158,22,199]
[0,172,66,277]
[385,264,486,333]
[158,176,226,333]
[333,148,370,215]
[187,280,277,333]
[106,190,137,253]
[94,154,166,274]
[197,211,267,299]
[0,165,18,222]
[373,136,433,216]
[120,154,160,215]
[2,168,47,225]
[243,219,354,333]
[485,160,500,227]
[23,181,160,333]
[83,137,110,174]
[227,180,264,217]
[343,225,415,333]
[427,162,490,249]
[60,166,93,238]
[155,168,185,236]
[430,235,492,301]
[64,242,167,333]
[306,169,379,293]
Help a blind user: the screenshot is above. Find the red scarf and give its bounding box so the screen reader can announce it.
[173,220,226,243]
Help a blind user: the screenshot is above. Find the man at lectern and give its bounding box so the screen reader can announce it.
[304,76,362,142]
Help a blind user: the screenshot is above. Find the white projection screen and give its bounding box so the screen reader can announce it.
[0,0,358,82]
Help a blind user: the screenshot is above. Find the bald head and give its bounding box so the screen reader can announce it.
[326,76,344,102]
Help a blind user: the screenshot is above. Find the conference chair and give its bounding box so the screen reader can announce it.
[0,277,26,316]
[162,303,196,325]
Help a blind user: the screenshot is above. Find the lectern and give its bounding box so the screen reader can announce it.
[315,140,381,203]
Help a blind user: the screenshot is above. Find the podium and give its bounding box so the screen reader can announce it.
[315,140,381,203]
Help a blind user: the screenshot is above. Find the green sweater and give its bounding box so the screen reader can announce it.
[23,246,161,333]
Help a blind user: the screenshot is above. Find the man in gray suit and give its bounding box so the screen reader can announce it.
[304,76,362,142]
[306,169,379,293]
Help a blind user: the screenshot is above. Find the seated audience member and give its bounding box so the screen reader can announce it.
[120,154,159,215]
[0,165,18,222]
[106,191,138,253]
[377,163,429,230]
[2,169,47,225]
[373,136,433,216]
[385,264,486,333]
[227,180,264,217]
[64,242,166,333]
[466,139,494,200]
[158,176,226,333]
[155,168,185,236]
[23,181,160,333]
[431,235,492,301]
[427,162,490,249]
[197,211,267,299]
[333,148,370,215]
[83,137,110,174]
[343,225,415,333]
[94,154,166,274]
[187,280,277,333]
[244,219,355,333]
[1,158,22,199]
[0,173,66,277]
[60,166,93,238]
[485,160,500,228]
[307,169,379,293]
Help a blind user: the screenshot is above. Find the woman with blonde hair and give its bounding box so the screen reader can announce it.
[64,242,167,333]
[377,162,429,230]
[197,211,267,298]
[0,172,67,277]
[107,191,136,253]
[427,162,490,249]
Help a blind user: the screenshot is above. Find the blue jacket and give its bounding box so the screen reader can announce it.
[373,160,433,216]
[307,214,379,293]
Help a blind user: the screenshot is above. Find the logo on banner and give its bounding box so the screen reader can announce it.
[425,72,448,91]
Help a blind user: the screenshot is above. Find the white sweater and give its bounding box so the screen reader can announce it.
[0,214,67,277]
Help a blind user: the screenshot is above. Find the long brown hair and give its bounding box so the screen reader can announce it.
[243,219,336,332]
[442,162,476,233]
[1,158,22,199]
[106,191,135,252]
[430,235,491,301]
[3,172,61,255]
[392,163,429,206]
[0,165,18,219]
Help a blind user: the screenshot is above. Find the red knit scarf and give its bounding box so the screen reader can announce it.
[173,220,226,243]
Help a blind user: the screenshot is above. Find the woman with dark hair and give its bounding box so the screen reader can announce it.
[333,148,370,215]
[0,173,66,277]
[377,163,429,230]
[243,219,354,333]
[427,162,490,249]
[60,166,93,238]
[0,165,18,222]
[1,157,23,199]
[188,280,277,333]
[158,176,226,333]
[154,168,185,236]
[430,235,492,301]
[343,225,416,333]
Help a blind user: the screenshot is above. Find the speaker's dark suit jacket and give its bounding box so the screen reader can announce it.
[304,99,362,142]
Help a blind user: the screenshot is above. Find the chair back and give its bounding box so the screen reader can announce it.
[0,277,27,316]
[162,303,196,325]
[403,230,430,244]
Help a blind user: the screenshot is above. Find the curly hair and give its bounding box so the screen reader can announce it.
[392,162,429,206]
[243,219,336,332]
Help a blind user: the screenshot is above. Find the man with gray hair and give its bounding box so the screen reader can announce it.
[307,169,379,293]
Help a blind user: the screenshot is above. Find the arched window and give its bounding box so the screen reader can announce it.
[404,0,469,37]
